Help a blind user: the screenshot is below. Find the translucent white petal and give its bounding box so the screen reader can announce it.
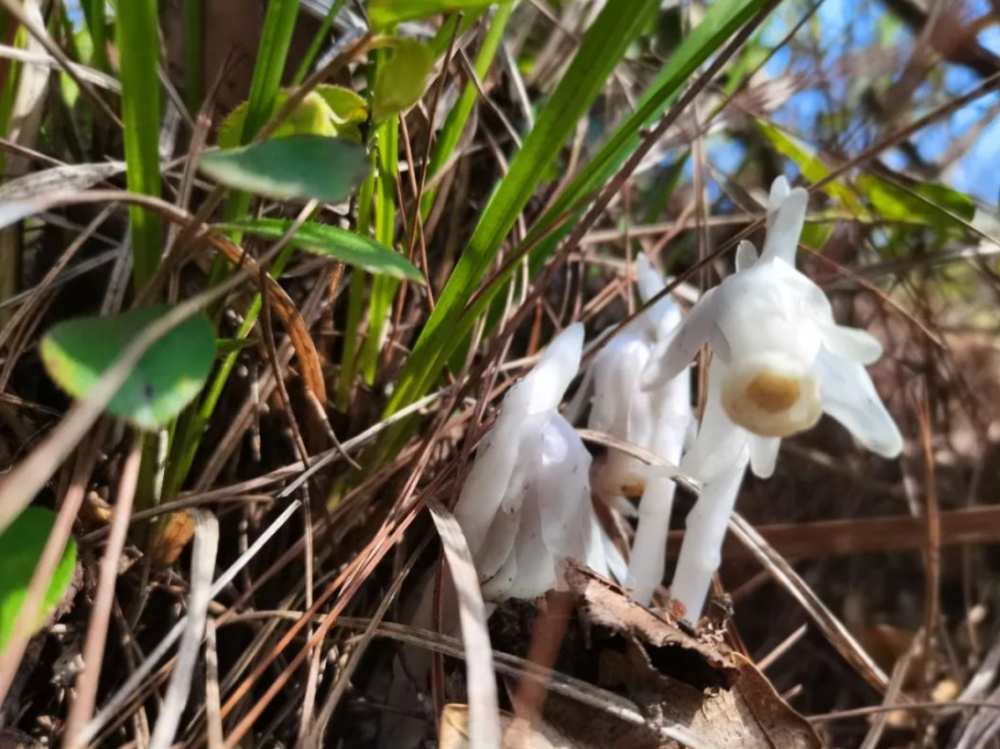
[636,252,665,303]
[588,336,647,437]
[480,550,519,601]
[735,240,759,272]
[761,185,808,265]
[522,322,584,414]
[816,348,903,458]
[767,176,791,229]
[641,287,719,390]
[453,421,520,559]
[820,324,883,364]
[536,415,592,555]
[748,435,780,479]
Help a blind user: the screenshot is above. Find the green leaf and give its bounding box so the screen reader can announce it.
[372,38,435,122]
[217,218,424,281]
[0,508,77,652]
[41,305,216,431]
[116,0,163,291]
[200,135,369,202]
[369,0,509,28]
[858,175,976,229]
[217,86,367,149]
[383,0,660,419]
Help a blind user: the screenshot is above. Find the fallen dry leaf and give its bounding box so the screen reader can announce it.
[563,560,737,688]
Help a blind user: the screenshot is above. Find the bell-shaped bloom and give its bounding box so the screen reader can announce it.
[585,254,693,605]
[641,177,903,620]
[453,323,621,602]
[643,177,902,481]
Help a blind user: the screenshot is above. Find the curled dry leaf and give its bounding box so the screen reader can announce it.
[563,561,738,687]
[542,643,820,749]
[520,560,821,749]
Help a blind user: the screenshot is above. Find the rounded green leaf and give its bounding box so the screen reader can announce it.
[217,87,368,150]
[217,218,425,282]
[41,305,216,431]
[0,508,77,652]
[200,135,369,203]
[372,39,435,123]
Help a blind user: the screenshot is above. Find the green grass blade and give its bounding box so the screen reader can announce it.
[336,163,376,411]
[216,218,424,281]
[81,0,109,72]
[293,0,348,85]
[168,0,303,495]
[116,0,163,291]
[382,0,659,418]
[358,112,399,384]
[420,3,512,218]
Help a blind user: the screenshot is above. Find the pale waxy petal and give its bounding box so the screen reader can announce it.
[766,176,791,228]
[748,435,781,479]
[761,183,808,265]
[816,348,903,458]
[589,335,647,436]
[522,323,584,414]
[820,324,883,364]
[641,286,719,390]
[735,240,759,272]
[453,423,520,559]
[636,252,666,302]
[636,252,684,332]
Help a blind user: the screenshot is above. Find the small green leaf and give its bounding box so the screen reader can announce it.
[858,175,976,229]
[41,306,216,431]
[372,39,435,123]
[0,508,77,652]
[217,86,367,149]
[218,218,425,282]
[200,135,369,203]
[369,0,510,28]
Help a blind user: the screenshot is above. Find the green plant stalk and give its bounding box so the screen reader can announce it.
[292,0,348,85]
[81,0,109,72]
[168,0,302,494]
[336,161,376,410]
[116,0,163,292]
[167,246,297,495]
[377,0,660,423]
[420,3,512,219]
[184,0,204,113]
[357,111,399,384]
[368,0,772,469]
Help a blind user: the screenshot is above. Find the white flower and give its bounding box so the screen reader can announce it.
[640,177,903,620]
[585,253,693,604]
[642,176,903,482]
[453,323,620,601]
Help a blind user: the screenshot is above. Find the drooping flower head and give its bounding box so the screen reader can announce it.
[584,254,693,604]
[643,177,902,482]
[454,323,620,601]
[640,177,903,621]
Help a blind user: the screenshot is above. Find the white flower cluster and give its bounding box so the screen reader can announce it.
[453,177,902,621]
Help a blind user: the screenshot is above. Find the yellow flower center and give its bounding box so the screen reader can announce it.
[746,372,802,414]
